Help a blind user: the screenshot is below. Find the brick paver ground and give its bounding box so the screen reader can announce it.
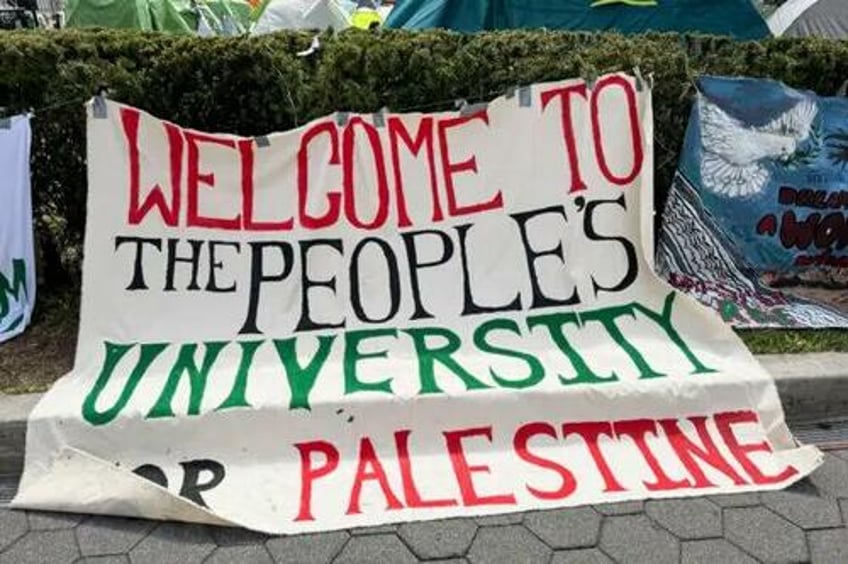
[1,450,847,563]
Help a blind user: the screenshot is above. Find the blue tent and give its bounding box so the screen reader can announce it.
[385,0,771,39]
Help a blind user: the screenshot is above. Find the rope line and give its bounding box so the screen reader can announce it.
[1,96,87,121]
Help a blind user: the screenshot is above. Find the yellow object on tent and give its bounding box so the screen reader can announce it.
[350,5,382,29]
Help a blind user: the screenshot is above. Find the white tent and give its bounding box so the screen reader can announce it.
[768,0,848,38]
[252,0,350,34]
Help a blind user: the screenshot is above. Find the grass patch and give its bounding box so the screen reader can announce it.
[737,330,848,355]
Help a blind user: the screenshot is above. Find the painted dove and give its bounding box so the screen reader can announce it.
[698,95,818,198]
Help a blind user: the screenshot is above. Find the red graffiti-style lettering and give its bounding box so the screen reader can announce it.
[541,83,589,194]
[343,117,391,230]
[388,117,443,227]
[443,427,516,507]
[715,411,798,485]
[185,131,241,230]
[240,138,293,231]
[123,107,183,227]
[514,422,577,500]
[294,440,340,522]
[437,112,504,217]
[659,417,746,488]
[614,419,691,491]
[347,437,404,515]
[562,422,626,493]
[298,121,342,230]
[394,430,457,509]
[590,76,644,187]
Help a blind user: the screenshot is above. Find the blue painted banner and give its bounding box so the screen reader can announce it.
[658,76,848,328]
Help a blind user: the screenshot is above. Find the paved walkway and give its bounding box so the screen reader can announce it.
[1,450,848,563]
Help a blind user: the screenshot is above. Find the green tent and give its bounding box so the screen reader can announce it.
[66,0,252,33]
[210,0,253,26]
[176,0,253,34]
[65,0,194,32]
[385,0,770,39]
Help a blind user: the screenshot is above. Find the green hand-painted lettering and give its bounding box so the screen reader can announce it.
[405,327,490,395]
[217,340,265,411]
[473,318,545,389]
[344,329,397,396]
[0,259,27,331]
[147,342,228,419]
[527,312,618,386]
[633,293,716,375]
[82,342,168,426]
[583,304,665,379]
[273,335,336,411]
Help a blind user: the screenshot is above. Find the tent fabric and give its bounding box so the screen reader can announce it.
[385,0,770,39]
[350,5,383,28]
[169,0,252,33]
[386,0,490,32]
[768,0,848,38]
[149,0,195,31]
[206,0,253,28]
[67,0,252,33]
[66,0,193,32]
[66,0,154,30]
[252,0,349,33]
[195,0,252,34]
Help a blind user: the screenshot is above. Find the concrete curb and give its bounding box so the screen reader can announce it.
[760,353,848,424]
[0,393,40,477]
[0,353,846,476]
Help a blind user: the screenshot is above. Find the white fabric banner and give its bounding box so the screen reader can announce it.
[0,115,36,343]
[15,76,822,534]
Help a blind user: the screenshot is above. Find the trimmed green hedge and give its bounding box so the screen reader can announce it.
[2,29,848,293]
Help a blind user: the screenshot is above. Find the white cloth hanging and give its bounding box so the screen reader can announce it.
[251,0,350,34]
[0,114,36,342]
